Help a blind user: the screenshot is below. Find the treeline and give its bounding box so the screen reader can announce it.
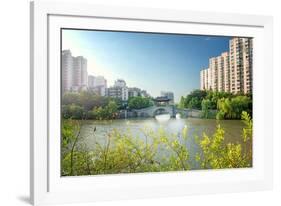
[128,96,153,109]
[62,91,153,120]
[178,89,252,119]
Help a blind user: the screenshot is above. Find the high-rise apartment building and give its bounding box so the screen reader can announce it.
[200,68,211,90]
[72,57,82,90]
[200,69,206,90]
[200,37,252,94]
[229,37,253,94]
[72,56,87,91]
[209,57,218,91]
[62,50,73,92]
[217,52,230,92]
[62,50,88,92]
[222,52,230,92]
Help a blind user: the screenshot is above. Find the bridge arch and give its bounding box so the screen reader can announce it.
[153,107,170,117]
[133,105,175,118]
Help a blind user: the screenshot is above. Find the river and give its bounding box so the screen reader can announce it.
[75,117,250,170]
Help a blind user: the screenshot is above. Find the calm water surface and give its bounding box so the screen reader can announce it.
[77,118,249,169]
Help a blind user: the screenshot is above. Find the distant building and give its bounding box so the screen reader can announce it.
[200,68,209,90]
[114,79,126,87]
[160,91,174,104]
[94,76,107,87]
[128,87,150,99]
[88,75,95,88]
[140,90,150,98]
[107,79,128,101]
[92,85,106,96]
[128,87,141,98]
[88,75,107,96]
[200,37,253,94]
[72,56,87,91]
[62,50,88,92]
[62,50,73,92]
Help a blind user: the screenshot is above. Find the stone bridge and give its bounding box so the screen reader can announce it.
[133,106,196,118]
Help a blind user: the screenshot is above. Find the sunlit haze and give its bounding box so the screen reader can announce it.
[62,29,231,102]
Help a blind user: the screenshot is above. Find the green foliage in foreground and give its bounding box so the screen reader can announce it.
[61,112,252,176]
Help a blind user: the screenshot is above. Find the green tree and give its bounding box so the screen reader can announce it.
[201,99,212,118]
[62,92,80,105]
[104,100,118,119]
[88,100,119,120]
[216,96,251,119]
[178,96,186,109]
[128,96,152,109]
[183,90,207,109]
[79,91,109,111]
[62,104,84,119]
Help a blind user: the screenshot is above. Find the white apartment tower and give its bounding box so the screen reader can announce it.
[200,70,205,90]
[200,68,212,90]
[209,57,218,91]
[200,69,208,90]
[207,68,212,90]
[62,50,88,92]
[200,37,252,94]
[72,56,87,90]
[229,37,253,94]
[222,52,230,92]
[217,52,230,92]
[62,50,73,92]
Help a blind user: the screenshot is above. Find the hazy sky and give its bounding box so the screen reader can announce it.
[62,29,231,102]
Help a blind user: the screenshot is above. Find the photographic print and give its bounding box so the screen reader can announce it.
[61,29,253,176]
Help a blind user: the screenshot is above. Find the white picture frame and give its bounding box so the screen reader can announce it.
[30,0,273,205]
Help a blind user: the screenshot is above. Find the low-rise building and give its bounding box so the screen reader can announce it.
[88,75,107,96]
[107,79,128,101]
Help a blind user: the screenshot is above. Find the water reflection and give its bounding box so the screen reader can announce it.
[155,114,171,122]
[79,118,246,169]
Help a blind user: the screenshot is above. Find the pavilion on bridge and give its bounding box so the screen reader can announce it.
[152,96,172,106]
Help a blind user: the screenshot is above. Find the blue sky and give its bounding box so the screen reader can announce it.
[62,29,231,102]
